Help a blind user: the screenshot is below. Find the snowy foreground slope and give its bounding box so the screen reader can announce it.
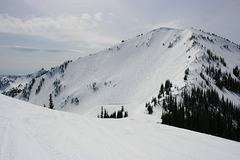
[0,94,240,160]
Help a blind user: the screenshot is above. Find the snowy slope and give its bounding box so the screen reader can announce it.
[3,27,240,115]
[28,28,191,112]
[0,94,240,160]
[0,68,47,92]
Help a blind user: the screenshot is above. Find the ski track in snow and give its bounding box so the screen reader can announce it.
[0,118,10,160]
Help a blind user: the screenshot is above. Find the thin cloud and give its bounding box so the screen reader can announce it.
[94,12,103,21]
[0,13,119,48]
[81,13,92,21]
[6,45,84,53]
[141,20,182,31]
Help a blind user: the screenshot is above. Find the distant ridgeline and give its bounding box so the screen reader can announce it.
[145,79,240,142]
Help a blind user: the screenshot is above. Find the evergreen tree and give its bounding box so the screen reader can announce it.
[151,97,157,106]
[117,110,123,118]
[104,109,109,118]
[49,94,54,109]
[147,104,153,114]
[158,84,164,98]
[233,66,239,78]
[124,111,128,118]
[121,106,124,112]
[165,80,172,95]
[100,106,104,118]
[110,111,116,118]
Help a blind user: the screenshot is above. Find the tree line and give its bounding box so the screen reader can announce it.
[98,106,128,119]
[144,79,240,142]
[161,87,240,142]
[201,65,240,93]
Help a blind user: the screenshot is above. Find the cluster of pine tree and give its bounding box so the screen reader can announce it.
[53,79,62,97]
[184,68,189,81]
[161,87,240,142]
[71,97,79,105]
[22,78,36,101]
[98,106,128,119]
[59,60,72,73]
[49,60,72,76]
[202,65,240,93]
[233,66,239,78]
[205,49,226,66]
[145,80,173,114]
[35,78,45,95]
[2,87,22,97]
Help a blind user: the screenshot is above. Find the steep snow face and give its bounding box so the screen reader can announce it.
[26,28,195,113]
[3,27,240,114]
[1,94,240,160]
[182,29,240,104]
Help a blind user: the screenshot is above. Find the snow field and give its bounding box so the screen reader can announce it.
[1,94,240,160]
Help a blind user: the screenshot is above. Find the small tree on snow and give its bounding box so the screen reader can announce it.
[146,103,153,114]
[124,111,128,117]
[148,105,153,114]
[117,110,123,118]
[49,94,54,109]
[100,106,104,118]
[121,106,124,112]
[104,109,109,118]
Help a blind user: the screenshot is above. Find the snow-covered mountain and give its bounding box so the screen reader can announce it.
[0,68,47,96]
[2,27,239,113]
[1,94,240,160]
[1,28,240,158]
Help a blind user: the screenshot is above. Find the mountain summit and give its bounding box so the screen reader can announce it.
[1,27,240,114]
[1,27,240,142]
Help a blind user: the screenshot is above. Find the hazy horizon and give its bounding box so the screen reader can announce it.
[0,0,240,75]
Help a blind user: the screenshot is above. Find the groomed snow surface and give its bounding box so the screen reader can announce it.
[1,94,239,160]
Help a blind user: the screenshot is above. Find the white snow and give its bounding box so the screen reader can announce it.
[2,28,239,115]
[1,27,240,159]
[11,27,236,115]
[0,94,240,160]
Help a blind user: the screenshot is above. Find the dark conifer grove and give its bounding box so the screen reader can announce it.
[161,87,240,142]
[98,106,128,119]
[145,79,240,142]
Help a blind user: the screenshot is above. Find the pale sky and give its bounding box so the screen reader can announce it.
[0,0,239,75]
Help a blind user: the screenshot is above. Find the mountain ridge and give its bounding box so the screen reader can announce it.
[1,27,240,114]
